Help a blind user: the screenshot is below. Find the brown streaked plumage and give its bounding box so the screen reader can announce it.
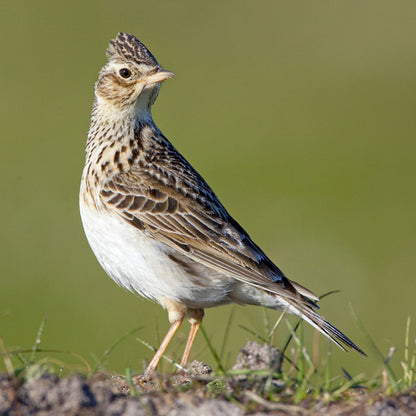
[80,33,365,379]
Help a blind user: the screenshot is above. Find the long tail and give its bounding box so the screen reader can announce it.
[286,298,366,356]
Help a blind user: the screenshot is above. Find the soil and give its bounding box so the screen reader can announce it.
[0,342,415,415]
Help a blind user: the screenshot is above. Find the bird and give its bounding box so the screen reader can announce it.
[79,32,365,379]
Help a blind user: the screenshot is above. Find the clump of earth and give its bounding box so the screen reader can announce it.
[0,341,415,415]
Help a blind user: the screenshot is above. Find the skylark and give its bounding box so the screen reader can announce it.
[80,33,364,378]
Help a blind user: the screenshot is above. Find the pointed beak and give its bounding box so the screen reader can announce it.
[142,69,175,86]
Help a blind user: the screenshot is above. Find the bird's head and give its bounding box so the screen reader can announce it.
[94,33,174,115]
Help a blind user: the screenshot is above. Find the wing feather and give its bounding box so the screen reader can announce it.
[99,178,316,306]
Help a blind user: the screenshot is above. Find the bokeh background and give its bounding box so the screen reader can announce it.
[1,1,415,379]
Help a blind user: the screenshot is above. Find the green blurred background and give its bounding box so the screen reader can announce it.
[1,1,415,378]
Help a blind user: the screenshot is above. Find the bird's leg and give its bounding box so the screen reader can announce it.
[144,318,183,378]
[180,309,204,368]
[141,298,187,379]
[180,322,200,367]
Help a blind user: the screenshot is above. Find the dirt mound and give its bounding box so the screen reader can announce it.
[0,342,415,415]
[0,372,242,416]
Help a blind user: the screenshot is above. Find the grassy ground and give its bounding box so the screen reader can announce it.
[1,313,414,414]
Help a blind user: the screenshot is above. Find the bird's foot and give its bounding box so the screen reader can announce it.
[132,367,157,389]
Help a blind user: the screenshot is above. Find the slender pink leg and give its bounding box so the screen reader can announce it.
[180,321,201,367]
[144,318,183,377]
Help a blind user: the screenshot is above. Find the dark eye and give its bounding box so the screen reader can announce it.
[119,68,132,78]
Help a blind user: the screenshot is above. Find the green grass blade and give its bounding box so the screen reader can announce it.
[93,327,142,372]
[319,290,340,300]
[2,348,92,374]
[136,337,183,370]
[238,325,267,343]
[125,367,137,397]
[267,307,289,343]
[349,303,399,390]
[30,317,47,365]
[0,338,14,376]
[220,307,235,361]
[325,342,332,392]
[200,325,225,376]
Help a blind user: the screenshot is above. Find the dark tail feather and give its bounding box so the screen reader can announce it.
[289,300,366,356]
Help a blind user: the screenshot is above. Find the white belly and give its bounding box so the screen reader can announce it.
[79,199,233,308]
